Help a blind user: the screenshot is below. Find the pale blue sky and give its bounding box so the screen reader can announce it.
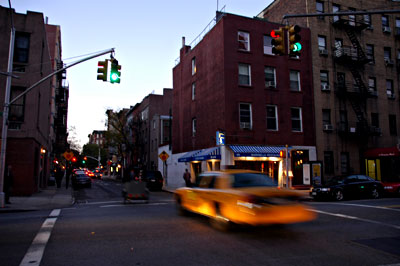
[1,0,273,148]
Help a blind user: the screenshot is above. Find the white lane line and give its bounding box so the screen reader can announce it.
[311,209,400,230]
[314,202,400,212]
[19,209,61,266]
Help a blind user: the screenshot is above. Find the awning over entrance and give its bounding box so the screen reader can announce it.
[178,147,221,162]
[364,147,400,157]
[229,145,286,157]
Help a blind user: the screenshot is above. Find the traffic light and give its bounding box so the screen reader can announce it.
[280,150,287,158]
[110,59,121,84]
[71,157,77,163]
[271,27,286,55]
[97,60,109,81]
[288,25,302,56]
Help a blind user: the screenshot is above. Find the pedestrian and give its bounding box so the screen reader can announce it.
[65,166,72,189]
[183,169,191,187]
[55,166,63,188]
[4,165,13,204]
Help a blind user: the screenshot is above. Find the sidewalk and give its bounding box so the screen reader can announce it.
[0,178,74,213]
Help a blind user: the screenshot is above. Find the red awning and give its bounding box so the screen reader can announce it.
[364,147,400,157]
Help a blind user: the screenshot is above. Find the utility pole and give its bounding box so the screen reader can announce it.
[0,46,115,208]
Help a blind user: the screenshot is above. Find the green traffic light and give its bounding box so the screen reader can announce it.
[293,42,302,52]
[110,72,120,82]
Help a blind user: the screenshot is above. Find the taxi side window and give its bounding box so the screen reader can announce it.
[346,175,358,183]
[198,175,216,188]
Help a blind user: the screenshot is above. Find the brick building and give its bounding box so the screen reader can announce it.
[171,12,316,187]
[259,0,400,183]
[125,89,173,171]
[0,6,67,195]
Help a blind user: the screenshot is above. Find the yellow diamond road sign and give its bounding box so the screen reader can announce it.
[159,151,169,162]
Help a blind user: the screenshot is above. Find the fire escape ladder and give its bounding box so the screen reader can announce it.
[344,27,368,63]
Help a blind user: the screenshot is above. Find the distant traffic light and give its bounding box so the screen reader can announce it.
[110,59,121,84]
[288,25,302,56]
[97,60,109,81]
[271,27,286,55]
[71,157,77,163]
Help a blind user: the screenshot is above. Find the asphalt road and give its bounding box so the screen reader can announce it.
[1,179,400,266]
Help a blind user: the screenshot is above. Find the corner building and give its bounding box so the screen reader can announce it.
[172,12,316,187]
[259,0,400,183]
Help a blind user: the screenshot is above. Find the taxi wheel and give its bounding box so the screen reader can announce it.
[176,197,189,216]
[210,204,231,231]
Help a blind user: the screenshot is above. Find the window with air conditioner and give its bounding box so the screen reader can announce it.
[264,66,276,88]
[320,71,329,91]
[239,103,252,130]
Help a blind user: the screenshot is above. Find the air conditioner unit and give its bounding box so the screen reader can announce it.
[368,89,378,97]
[384,58,394,66]
[387,93,395,99]
[319,49,328,55]
[321,84,330,91]
[323,124,334,131]
[240,122,251,130]
[266,81,276,88]
[383,26,391,33]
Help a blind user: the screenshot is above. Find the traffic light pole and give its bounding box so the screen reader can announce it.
[0,47,114,208]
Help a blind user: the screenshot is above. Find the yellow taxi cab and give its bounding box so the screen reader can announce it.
[174,170,316,230]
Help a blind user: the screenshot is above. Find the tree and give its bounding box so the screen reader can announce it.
[67,126,82,152]
[82,143,107,169]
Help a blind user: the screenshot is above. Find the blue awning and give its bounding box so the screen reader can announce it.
[178,147,221,162]
[229,145,287,157]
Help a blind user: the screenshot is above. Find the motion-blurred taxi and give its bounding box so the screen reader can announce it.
[174,170,316,230]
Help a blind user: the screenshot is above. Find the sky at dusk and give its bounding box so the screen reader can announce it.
[0,0,273,148]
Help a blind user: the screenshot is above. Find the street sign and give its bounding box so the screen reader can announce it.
[63,151,74,161]
[159,151,169,162]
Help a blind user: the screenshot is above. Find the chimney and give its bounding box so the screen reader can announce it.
[45,16,48,24]
[182,37,186,48]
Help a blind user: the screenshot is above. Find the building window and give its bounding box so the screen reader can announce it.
[368,77,377,94]
[324,151,334,175]
[316,1,324,13]
[396,19,400,35]
[192,118,196,136]
[191,57,196,75]
[366,44,374,63]
[364,14,372,27]
[386,79,394,98]
[13,32,30,63]
[322,109,331,126]
[266,105,278,131]
[263,35,273,55]
[238,31,250,51]
[333,4,340,22]
[264,66,276,88]
[318,35,327,51]
[371,113,379,128]
[291,107,302,132]
[382,15,389,27]
[239,103,252,130]
[238,63,251,86]
[320,70,329,90]
[384,47,392,60]
[192,82,196,101]
[339,110,348,131]
[349,8,356,26]
[8,86,26,130]
[289,70,301,91]
[340,152,350,175]
[389,114,397,136]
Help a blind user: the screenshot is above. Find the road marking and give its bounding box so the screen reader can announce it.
[311,209,400,230]
[331,202,400,212]
[19,209,61,266]
[100,202,169,208]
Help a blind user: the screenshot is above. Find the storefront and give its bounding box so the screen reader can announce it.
[178,144,316,188]
[364,146,400,182]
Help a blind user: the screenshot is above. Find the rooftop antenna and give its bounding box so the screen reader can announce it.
[217,0,219,11]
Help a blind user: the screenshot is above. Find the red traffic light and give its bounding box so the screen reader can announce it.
[271,30,280,38]
[71,157,77,163]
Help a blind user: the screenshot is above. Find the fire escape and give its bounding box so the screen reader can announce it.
[332,14,377,141]
[54,60,69,153]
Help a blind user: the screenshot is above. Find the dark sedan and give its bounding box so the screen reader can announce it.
[144,170,164,191]
[72,170,92,189]
[310,174,383,201]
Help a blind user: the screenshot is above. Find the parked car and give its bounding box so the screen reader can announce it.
[144,170,163,191]
[174,170,316,230]
[72,170,92,189]
[310,174,383,201]
[382,181,400,196]
[92,168,103,179]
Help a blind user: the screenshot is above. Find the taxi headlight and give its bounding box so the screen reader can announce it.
[321,188,330,192]
[384,186,393,189]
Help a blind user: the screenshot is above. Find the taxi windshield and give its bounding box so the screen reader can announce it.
[232,173,277,188]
